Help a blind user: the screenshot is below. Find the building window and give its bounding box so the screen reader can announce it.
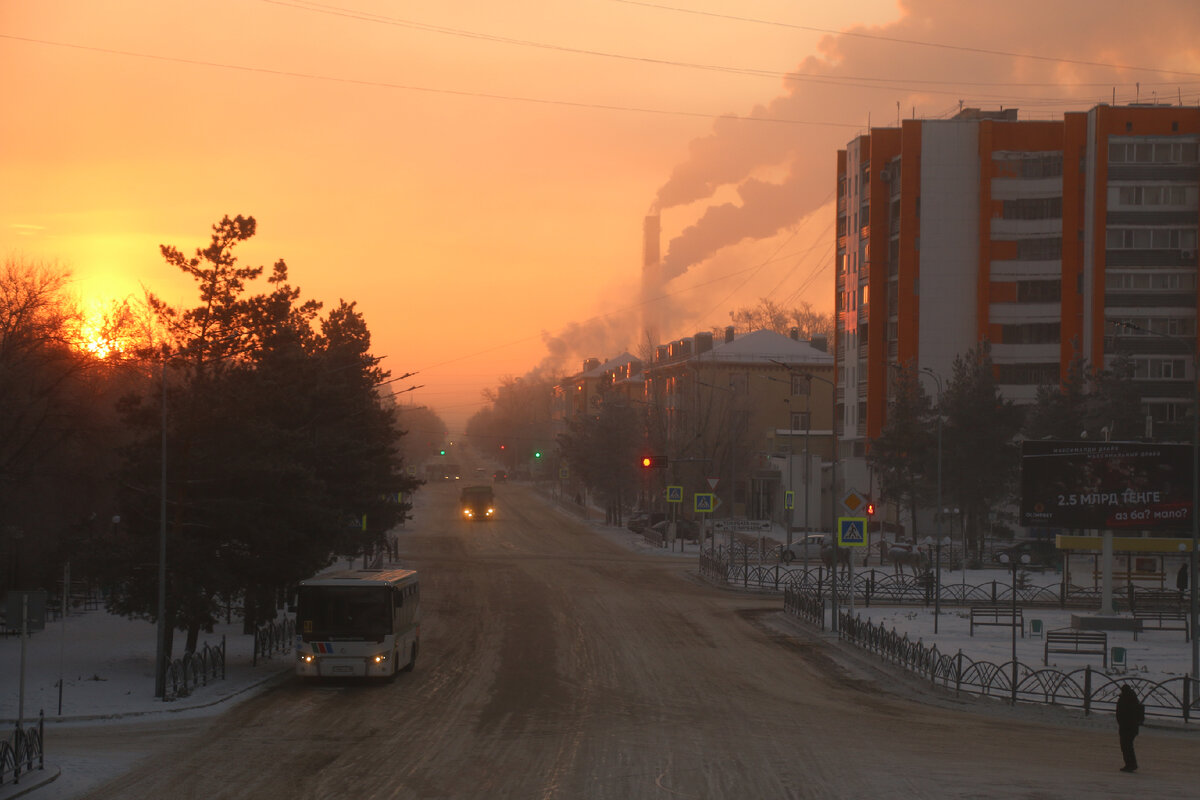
[1106,227,1199,251]
[1021,153,1063,178]
[1015,237,1063,260]
[790,411,810,431]
[1110,315,1196,336]
[1133,357,1187,380]
[1002,197,1063,220]
[1015,280,1062,302]
[995,363,1061,384]
[729,373,749,393]
[999,322,1061,344]
[1111,185,1194,207]
[1109,140,1200,164]
[1145,400,1189,423]
[1107,272,1197,291]
[790,375,811,396]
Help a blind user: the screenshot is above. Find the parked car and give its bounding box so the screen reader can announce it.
[627,511,667,533]
[779,533,831,563]
[650,518,699,541]
[992,538,1060,569]
[493,470,508,482]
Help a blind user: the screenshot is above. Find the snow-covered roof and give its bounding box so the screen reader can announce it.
[581,352,638,378]
[691,330,834,365]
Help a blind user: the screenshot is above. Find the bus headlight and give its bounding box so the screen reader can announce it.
[299,653,314,663]
[373,653,389,663]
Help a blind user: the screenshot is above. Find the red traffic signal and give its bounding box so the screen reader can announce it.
[865,502,876,516]
[640,455,668,469]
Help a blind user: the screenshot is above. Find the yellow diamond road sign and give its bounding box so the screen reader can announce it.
[842,490,864,512]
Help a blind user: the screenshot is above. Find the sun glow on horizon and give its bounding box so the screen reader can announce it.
[73,298,130,360]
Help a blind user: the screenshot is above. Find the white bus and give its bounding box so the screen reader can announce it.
[294,568,420,680]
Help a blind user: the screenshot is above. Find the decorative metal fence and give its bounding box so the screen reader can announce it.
[704,550,1168,610]
[782,600,1199,722]
[782,587,825,630]
[0,712,44,789]
[253,617,295,666]
[163,636,227,701]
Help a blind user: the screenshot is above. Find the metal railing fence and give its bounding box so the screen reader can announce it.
[704,550,1185,610]
[253,617,296,666]
[785,604,1199,722]
[0,711,44,788]
[163,636,227,701]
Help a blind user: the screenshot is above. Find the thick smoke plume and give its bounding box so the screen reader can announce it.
[654,0,1200,284]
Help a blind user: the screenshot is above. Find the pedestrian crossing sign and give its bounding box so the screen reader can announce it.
[694,492,715,513]
[785,490,794,510]
[837,517,868,547]
[667,486,683,503]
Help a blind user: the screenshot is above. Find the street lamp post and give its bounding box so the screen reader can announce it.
[887,362,945,633]
[155,356,167,699]
[768,362,838,629]
[1000,552,1030,705]
[800,371,839,630]
[921,367,945,634]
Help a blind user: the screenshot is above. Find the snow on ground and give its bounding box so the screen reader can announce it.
[0,610,292,725]
[1,485,1195,798]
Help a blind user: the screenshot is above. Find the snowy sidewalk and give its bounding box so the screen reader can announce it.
[1,611,293,800]
[1,611,292,726]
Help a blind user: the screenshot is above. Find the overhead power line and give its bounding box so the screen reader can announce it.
[0,32,862,128]
[612,0,1200,79]
[261,0,1200,105]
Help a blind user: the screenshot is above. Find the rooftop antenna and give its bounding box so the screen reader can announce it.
[1136,82,1140,103]
[896,100,900,126]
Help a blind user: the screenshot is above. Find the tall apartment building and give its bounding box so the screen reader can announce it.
[836,104,1200,474]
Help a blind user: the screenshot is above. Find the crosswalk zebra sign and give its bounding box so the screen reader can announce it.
[694,492,715,513]
[837,517,868,547]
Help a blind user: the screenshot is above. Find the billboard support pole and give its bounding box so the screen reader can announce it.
[1100,530,1114,615]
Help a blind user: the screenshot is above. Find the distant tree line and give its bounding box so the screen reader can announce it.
[868,341,1144,562]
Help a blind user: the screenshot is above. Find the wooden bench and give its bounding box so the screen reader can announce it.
[1044,629,1108,668]
[1132,607,1190,641]
[969,605,1024,637]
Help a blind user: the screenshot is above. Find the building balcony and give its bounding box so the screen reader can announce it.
[1106,291,1197,309]
[990,218,1063,237]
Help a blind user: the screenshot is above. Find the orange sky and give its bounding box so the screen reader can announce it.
[4,1,1200,429]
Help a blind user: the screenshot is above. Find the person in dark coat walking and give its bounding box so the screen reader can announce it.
[1115,684,1145,772]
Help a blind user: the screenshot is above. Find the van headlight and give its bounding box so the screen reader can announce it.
[373,653,389,663]
[299,653,314,663]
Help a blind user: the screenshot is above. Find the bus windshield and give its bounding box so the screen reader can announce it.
[298,585,391,641]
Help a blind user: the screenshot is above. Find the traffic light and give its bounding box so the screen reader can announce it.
[534,451,542,459]
[865,502,876,516]
[640,455,668,469]
[439,449,446,456]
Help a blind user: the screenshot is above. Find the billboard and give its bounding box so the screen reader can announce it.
[1019,440,1192,531]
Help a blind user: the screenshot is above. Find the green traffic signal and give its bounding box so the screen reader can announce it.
[534,451,542,458]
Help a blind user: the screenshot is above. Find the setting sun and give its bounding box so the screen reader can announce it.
[73,298,130,360]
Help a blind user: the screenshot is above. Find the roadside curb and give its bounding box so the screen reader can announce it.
[0,665,292,727]
[0,766,60,800]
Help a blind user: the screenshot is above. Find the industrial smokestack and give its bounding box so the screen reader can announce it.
[643,213,660,269]
[641,213,662,347]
